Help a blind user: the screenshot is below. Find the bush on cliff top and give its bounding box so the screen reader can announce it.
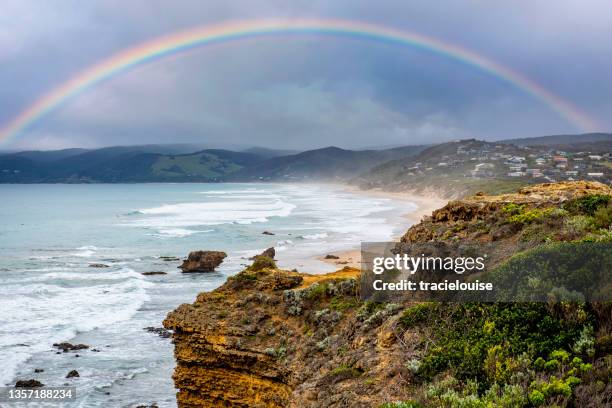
[563,194,610,216]
[406,303,591,383]
[247,255,276,272]
[484,241,611,302]
[398,300,601,407]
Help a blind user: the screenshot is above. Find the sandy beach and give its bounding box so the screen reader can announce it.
[318,185,446,269]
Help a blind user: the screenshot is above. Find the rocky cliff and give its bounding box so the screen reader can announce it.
[164,181,612,407]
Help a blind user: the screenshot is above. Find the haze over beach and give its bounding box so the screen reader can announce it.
[0,1,611,407]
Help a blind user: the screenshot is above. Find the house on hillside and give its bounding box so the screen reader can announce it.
[526,168,543,178]
[471,163,495,178]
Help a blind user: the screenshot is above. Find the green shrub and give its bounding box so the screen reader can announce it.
[508,207,554,224]
[425,376,527,407]
[483,384,527,407]
[235,271,258,280]
[593,203,612,229]
[544,359,560,371]
[528,389,545,406]
[379,402,424,408]
[564,194,611,215]
[533,357,546,371]
[400,303,437,327]
[484,241,610,302]
[572,325,595,357]
[328,363,362,381]
[534,375,576,398]
[564,215,594,235]
[414,303,589,384]
[329,296,359,311]
[248,256,276,271]
[356,301,385,320]
[264,345,287,359]
[502,203,525,215]
[549,349,570,362]
[305,282,327,300]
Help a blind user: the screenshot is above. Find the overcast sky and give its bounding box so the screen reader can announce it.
[1,0,611,150]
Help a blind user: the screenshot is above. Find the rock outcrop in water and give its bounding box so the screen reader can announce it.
[250,247,275,260]
[66,370,79,378]
[53,342,89,352]
[15,379,44,387]
[179,251,227,272]
[164,182,612,407]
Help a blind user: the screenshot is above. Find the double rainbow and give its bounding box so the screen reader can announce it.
[0,18,599,144]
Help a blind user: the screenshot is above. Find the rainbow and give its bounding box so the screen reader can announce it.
[0,18,599,144]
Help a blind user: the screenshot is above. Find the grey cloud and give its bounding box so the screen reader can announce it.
[1,1,611,150]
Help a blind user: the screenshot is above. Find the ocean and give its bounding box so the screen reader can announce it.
[0,183,415,407]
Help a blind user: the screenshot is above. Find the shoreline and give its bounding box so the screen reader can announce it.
[317,185,446,269]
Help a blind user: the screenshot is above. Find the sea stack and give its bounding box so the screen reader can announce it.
[179,251,227,273]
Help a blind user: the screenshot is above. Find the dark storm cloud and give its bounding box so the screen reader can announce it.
[1,0,611,150]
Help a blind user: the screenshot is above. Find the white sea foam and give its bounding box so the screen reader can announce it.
[0,268,150,386]
[198,189,266,195]
[149,228,210,238]
[127,199,296,228]
[77,246,99,251]
[300,233,328,240]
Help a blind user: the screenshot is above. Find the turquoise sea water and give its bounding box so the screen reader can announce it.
[0,183,414,407]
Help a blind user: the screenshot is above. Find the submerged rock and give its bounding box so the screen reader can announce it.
[53,342,89,352]
[66,370,79,378]
[15,379,44,387]
[144,327,172,338]
[141,271,167,276]
[179,251,227,273]
[89,263,109,268]
[159,256,180,261]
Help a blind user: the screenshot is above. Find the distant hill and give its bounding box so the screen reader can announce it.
[241,147,299,159]
[499,132,612,146]
[0,144,425,183]
[148,149,262,181]
[0,148,263,183]
[354,138,611,197]
[12,148,90,162]
[1,134,608,184]
[228,145,427,181]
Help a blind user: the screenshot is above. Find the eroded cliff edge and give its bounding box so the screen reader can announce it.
[164,181,612,407]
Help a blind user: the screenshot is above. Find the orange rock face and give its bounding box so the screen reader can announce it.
[163,266,417,407]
